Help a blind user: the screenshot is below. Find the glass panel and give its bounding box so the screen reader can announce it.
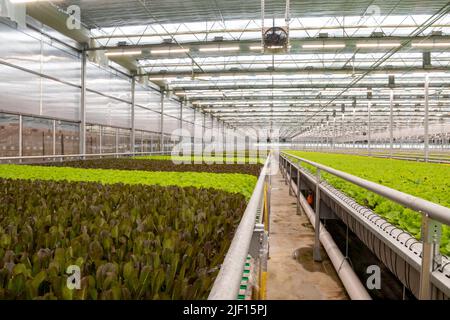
[101,126,116,154]
[152,133,161,152]
[143,132,152,152]
[0,113,20,157]
[22,116,53,157]
[55,121,80,155]
[86,124,101,154]
[134,131,143,153]
[118,128,131,153]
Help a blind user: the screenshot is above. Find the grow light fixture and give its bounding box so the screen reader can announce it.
[10,0,54,2]
[105,50,142,57]
[356,43,401,48]
[148,77,168,81]
[199,46,240,52]
[411,42,450,48]
[302,44,346,49]
[151,48,190,54]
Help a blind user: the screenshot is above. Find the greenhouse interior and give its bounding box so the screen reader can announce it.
[0,0,449,306]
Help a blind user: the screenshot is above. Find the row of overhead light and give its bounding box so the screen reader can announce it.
[105,41,450,57]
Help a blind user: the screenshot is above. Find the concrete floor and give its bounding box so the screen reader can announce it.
[266,162,348,300]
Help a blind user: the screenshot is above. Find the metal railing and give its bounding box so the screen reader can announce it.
[280,152,450,299]
[208,155,271,300]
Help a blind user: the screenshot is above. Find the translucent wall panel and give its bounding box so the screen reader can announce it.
[86,92,131,128]
[101,127,116,154]
[42,79,80,121]
[182,121,194,137]
[55,121,80,155]
[134,106,161,133]
[142,131,153,152]
[135,83,161,112]
[118,128,131,153]
[204,115,213,129]
[183,106,195,122]
[0,22,42,73]
[134,131,143,153]
[0,64,41,115]
[164,116,180,134]
[151,133,161,152]
[0,112,19,157]
[22,116,53,157]
[86,62,131,102]
[86,124,101,154]
[164,98,181,118]
[42,42,81,86]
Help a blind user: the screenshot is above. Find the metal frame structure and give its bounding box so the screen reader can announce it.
[280,152,450,300]
[11,1,448,144]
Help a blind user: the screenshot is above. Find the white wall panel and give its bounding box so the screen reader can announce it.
[0,64,41,115]
[86,62,131,102]
[134,106,161,133]
[86,92,131,128]
[135,83,161,112]
[41,79,81,121]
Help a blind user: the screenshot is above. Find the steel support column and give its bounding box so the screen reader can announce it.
[160,91,165,152]
[390,89,394,158]
[80,48,87,158]
[314,168,322,262]
[424,74,430,162]
[368,101,372,156]
[131,76,136,155]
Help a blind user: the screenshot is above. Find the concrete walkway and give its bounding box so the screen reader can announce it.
[266,161,348,300]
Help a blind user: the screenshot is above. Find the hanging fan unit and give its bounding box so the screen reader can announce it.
[263,26,289,53]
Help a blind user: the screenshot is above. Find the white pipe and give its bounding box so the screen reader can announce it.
[290,176,372,300]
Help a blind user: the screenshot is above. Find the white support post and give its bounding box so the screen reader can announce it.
[390,89,394,158]
[80,47,87,158]
[419,214,441,300]
[115,128,119,158]
[160,91,165,152]
[333,118,336,150]
[368,101,371,156]
[314,168,322,262]
[131,76,136,155]
[52,120,56,156]
[19,114,23,162]
[424,75,430,162]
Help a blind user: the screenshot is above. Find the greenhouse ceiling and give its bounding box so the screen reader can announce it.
[26,1,450,138]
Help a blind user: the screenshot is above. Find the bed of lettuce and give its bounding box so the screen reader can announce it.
[285,151,450,256]
[39,158,262,177]
[0,179,247,300]
[0,165,257,200]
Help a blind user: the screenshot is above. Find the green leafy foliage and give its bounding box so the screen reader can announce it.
[0,179,247,300]
[40,159,262,177]
[286,151,450,256]
[0,165,257,200]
